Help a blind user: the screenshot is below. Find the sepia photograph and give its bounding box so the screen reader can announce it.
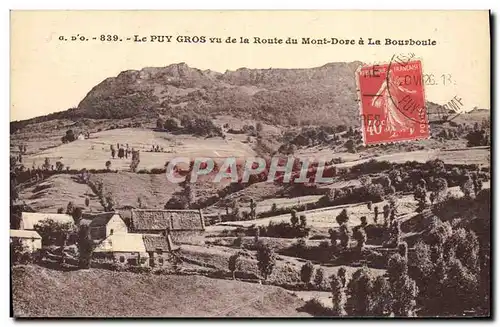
[9,10,491,318]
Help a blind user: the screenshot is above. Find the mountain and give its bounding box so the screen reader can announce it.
[71,62,363,126]
[12,61,454,132]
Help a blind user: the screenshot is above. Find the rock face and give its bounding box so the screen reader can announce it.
[75,61,364,125]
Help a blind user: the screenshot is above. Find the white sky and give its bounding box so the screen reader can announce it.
[10,10,490,121]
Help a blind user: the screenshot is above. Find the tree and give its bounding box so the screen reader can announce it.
[387,253,418,317]
[228,252,240,280]
[101,193,115,211]
[460,175,475,199]
[353,227,367,251]
[65,129,76,142]
[330,274,347,316]
[360,216,367,228]
[76,224,108,269]
[164,118,180,131]
[42,157,51,171]
[367,201,372,211]
[105,160,112,171]
[396,240,408,258]
[345,139,356,153]
[85,197,90,208]
[300,261,314,285]
[156,118,165,129]
[11,239,34,265]
[57,207,64,214]
[290,209,298,227]
[130,150,140,172]
[66,201,75,215]
[336,209,349,226]
[472,174,483,196]
[34,218,74,246]
[371,276,391,316]
[382,204,390,226]
[346,267,374,316]
[271,203,277,212]
[314,267,325,288]
[249,198,257,220]
[339,224,351,249]
[374,206,379,224]
[71,207,83,224]
[431,177,448,203]
[328,228,338,248]
[338,267,347,288]
[55,161,64,171]
[256,242,276,282]
[414,185,428,212]
[299,214,307,228]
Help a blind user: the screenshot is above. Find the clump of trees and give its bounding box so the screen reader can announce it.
[411,218,486,315]
[61,129,76,143]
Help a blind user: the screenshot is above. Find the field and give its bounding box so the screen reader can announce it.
[214,197,417,229]
[19,128,256,171]
[12,265,310,317]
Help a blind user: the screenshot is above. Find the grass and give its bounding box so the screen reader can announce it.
[18,128,257,171]
[11,264,310,317]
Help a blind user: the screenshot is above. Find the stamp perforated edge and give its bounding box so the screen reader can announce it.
[355,56,431,147]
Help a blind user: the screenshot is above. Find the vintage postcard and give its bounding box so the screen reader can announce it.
[10,10,491,318]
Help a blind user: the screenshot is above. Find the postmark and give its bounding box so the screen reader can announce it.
[357,58,429,145]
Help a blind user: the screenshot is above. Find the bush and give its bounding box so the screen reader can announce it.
[259,221,310,239]
[301,298,333,316]
[314,267,326,288]
[300,261,314,284]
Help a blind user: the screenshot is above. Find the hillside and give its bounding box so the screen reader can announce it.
[11,265,310,317]
[11,62,364,129]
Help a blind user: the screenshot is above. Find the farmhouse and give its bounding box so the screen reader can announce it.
[93,233,149,267]
[143,234,176,268]
[130,209,205,244]
[20,212,74,230]
[80,212,128,240]
[10,229,42,252]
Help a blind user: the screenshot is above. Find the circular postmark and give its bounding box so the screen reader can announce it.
[386,54,428,125]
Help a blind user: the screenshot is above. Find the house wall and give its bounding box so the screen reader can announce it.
[93,251,150,267]
[147,252,174,268]
[106,215,129,235]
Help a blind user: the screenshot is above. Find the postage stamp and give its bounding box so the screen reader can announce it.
[357,58,429,145]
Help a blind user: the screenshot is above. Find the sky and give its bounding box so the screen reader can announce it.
[10,10,490,121]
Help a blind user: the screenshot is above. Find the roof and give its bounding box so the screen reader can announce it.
[81,212,120,227]
[131,209,205,231]
[21,212,74,230]
[10,229,42,239]
[94,233,146,253]
[142,234,172,252]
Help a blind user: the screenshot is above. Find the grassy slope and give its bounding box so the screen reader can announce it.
[11,265,310,317]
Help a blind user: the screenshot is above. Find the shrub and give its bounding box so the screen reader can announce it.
[302,298,332,316]
[339,224,351,249]
[353,227,367,250]
[228,253,240,279]
[256,242,276,281]
[314,267,326,288]
[300,261,314,284]
[336,209,349,225]
[330,274,347,316]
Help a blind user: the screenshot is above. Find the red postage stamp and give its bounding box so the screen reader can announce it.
[357,59,429,145]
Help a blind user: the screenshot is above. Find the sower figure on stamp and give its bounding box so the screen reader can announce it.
[371,70,415,135]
